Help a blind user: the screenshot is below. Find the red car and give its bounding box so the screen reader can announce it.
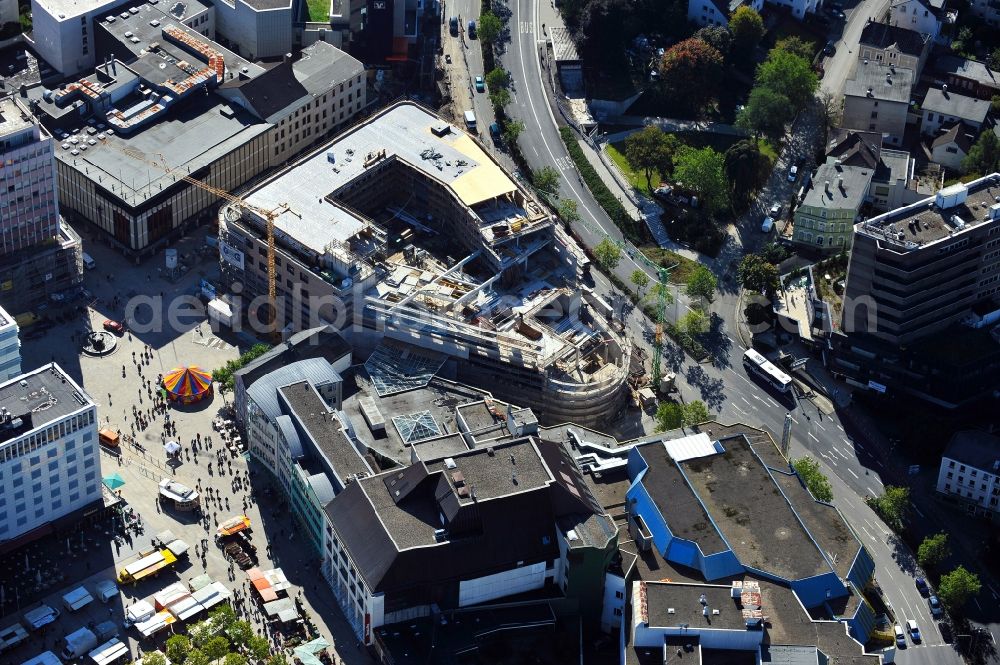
[103,319,125,335]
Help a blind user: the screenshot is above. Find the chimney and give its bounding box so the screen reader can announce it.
[942,83,948,96]
[283,52,292,64]
[838,176,844,190]
[825,180,831,193]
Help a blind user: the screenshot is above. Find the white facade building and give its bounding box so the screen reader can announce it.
[0,364,100,546]
[0,97,60,258]
[936,430,1000,519]
[0,306,21,381]
[211,0,293,61]
[686,0,763,27]
[889,0,950,43]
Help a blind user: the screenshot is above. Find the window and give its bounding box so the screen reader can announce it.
[615,590,624,599]
[947,472,954,479]
[613,608,623,617]
[871,111,878,119]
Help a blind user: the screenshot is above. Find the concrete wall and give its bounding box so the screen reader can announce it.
[213,0,292,60]
[842,96,908,146]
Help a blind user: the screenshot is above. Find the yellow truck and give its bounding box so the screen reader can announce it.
[116,540,188,585]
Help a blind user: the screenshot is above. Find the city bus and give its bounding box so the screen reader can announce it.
[742,349,792,393]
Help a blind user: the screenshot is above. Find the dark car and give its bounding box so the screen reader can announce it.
[915,577,930,596]
[823,41,836,56]
[103,319,125,335]
[938,621,952,643]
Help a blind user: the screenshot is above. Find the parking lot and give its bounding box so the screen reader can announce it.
[0,225,369,664]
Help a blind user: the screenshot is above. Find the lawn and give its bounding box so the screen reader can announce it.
[606,143,662,196]
[306,0,329,22]
[638,246,701,284]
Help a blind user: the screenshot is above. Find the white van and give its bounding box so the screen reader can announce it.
[464,110,477,130]
[23,605,60,631]
[82,252,96,270]
[761,216,775,233]
[95,580,119,604]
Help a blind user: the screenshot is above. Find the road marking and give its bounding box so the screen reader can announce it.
[912,505,925,518]
[520,20,533,32]
[808,432,819,442]
[867,486,877,496]
[848,468,859,479]
[816,422,826,431]
[989,584,999,599]
[837,424,844,432]
[766,397,781,409]
[836,448,851,460]
[975,598,983,611]
[861,525,876,542]
[991,630,997,645]
[741,396,752,406]
[727,367,756,388]
[732,404,748,415]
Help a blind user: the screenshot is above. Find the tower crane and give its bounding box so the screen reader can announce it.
[112,145,283,338]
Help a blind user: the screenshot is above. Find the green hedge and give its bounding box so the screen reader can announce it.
[558,127,645,243]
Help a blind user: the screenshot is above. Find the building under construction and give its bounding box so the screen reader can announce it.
[218,101,631,426]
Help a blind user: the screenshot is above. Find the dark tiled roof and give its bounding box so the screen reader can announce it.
[859,22,928,56]
[827,130,882,170]
[931,122,977,153]
[943,430,1000,470]
[922,87,991,123]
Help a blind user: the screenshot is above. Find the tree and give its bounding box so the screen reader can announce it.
[202,636,231,661]
[556,198,580,227]
[165,635,192,664]
[963,130,1000,174]
[655,402,683,431]
[679,309,709,336]
[673,146,728,213]
[737,254,780,298]
[623,125,679,189]
[594,237,622,271]
[630,269,650,295]
[755,48,818,109]
[213,344,271,393]
[489,88,511,109]
[188,621,215,648]
[226,620,254,649]
[185,649,211,665]
[729,7,763,58]
[865,485,910,531]
[142,653,167,665]
[224,655,248,665]
[247,635,271,663]
[577,0,630,59]
[917,532,952,570]
[938,566,981,612]
[682,400,710,426]
[210,604,238,632]
[533,166,560,194]
[694,25,732,56]
[792,457,834,502]
[502,119,524,145]
[737,86,793,140]
[477,11,502,43]
[485,67,510,90]
[647,282,673,306]
[685,265,717,304]
[265,657,288,665]
[658,38,724,112]
[724,140,768,206]
[990,47,1000,72]
[774,35,815,60]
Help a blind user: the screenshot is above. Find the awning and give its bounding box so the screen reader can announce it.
[164,440,181,455]
[293,638,330,665]
[217,515,251,536]
[102,473,125,490]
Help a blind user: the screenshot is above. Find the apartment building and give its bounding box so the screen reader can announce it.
[792,160,872,253]
[0,96,83,315]
[936,430,1000,519]
[0,97,60,257]
[921,86,991,136]
[889,0,953,44]
[686,0,763,28]
[842,60,913,146]
[0,364,100,549]
[0,307,21,382]
[858,21,930,78]
[932,56,1000,100]
[832,176,1000,405]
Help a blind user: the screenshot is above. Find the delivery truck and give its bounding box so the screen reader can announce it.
[116,545,183,585]
[0,623,29,652]
[61,627,98,660]
[23,605,60,631]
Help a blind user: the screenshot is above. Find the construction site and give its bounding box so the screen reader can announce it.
[218,101,633,427]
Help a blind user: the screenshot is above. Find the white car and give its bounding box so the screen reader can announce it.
[894,624,906,647]
[907,619,922,643]
[788,165,799,182]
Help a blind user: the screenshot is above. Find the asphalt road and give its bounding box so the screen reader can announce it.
[493,0,969,661]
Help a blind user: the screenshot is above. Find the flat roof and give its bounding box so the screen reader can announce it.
[681,436,830,580]
[801,162,871,211]
[549,27,580,62]
[278,381,372,480]
[845,61,913,103]
[0,364,94,446]
[857,173,1000,248]
[241,102,521,254]
[35,0,123,22]
[643,582,747,631]
[0,97,34,137]
[426,437,552,504]
[637,441,728,554]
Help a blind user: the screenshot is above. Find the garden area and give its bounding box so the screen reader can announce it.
[305,0,330,22]
[809,252,848,330]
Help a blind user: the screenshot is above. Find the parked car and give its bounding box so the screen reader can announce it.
[823,41,836,56]
[894,624,906,648]
[445,54,452,64]
[489,122,501,142]
[939,620,953,643]
[761,216,775,233]
[474,76,485,93]
[769,203,783,218]
[915,577,929,596]
[103,320,125,335]
[928,595,943,618]
[907,619,921,643]
[788,165,799,182]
